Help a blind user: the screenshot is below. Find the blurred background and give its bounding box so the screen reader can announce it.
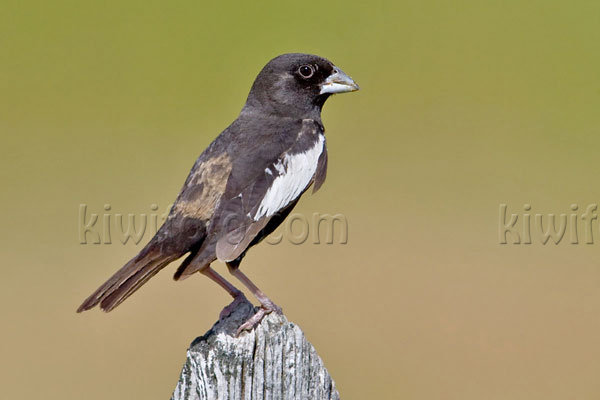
[2,1,600,399]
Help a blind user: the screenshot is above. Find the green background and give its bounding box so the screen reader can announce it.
[2,1,600,398]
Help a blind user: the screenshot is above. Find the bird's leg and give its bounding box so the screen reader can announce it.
[228,267,282,313]
[200,266,248,320]
[226,265,282,334]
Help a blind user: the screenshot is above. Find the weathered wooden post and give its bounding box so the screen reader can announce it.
[172,299,340,400]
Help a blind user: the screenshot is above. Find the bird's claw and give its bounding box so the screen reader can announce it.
[236,307,269,336]
[235,301,282,336]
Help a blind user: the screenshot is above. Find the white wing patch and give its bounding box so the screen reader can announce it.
[254,134,325,220]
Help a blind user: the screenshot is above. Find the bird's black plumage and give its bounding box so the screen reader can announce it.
[78,53,358,320]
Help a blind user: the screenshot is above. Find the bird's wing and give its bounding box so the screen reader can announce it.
[213,119,327,262]
[167,143,233,225]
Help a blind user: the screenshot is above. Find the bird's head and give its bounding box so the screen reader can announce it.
[243,53,359,119]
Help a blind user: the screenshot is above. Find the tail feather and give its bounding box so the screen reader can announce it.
[77,242,176,313]
[99,256,175,312]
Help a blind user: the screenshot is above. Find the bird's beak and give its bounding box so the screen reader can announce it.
[319,68,360,94]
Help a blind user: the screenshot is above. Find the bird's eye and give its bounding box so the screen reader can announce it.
[298,65,314,79]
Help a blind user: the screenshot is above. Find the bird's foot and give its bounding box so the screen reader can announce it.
[235,300,282,336]
[259,297,283,315]
[236,307,269,336]
[219,291,249,320]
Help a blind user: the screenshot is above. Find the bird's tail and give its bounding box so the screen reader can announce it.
[77,240,178,313]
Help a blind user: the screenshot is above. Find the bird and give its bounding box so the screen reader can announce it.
[77,53,359,333]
